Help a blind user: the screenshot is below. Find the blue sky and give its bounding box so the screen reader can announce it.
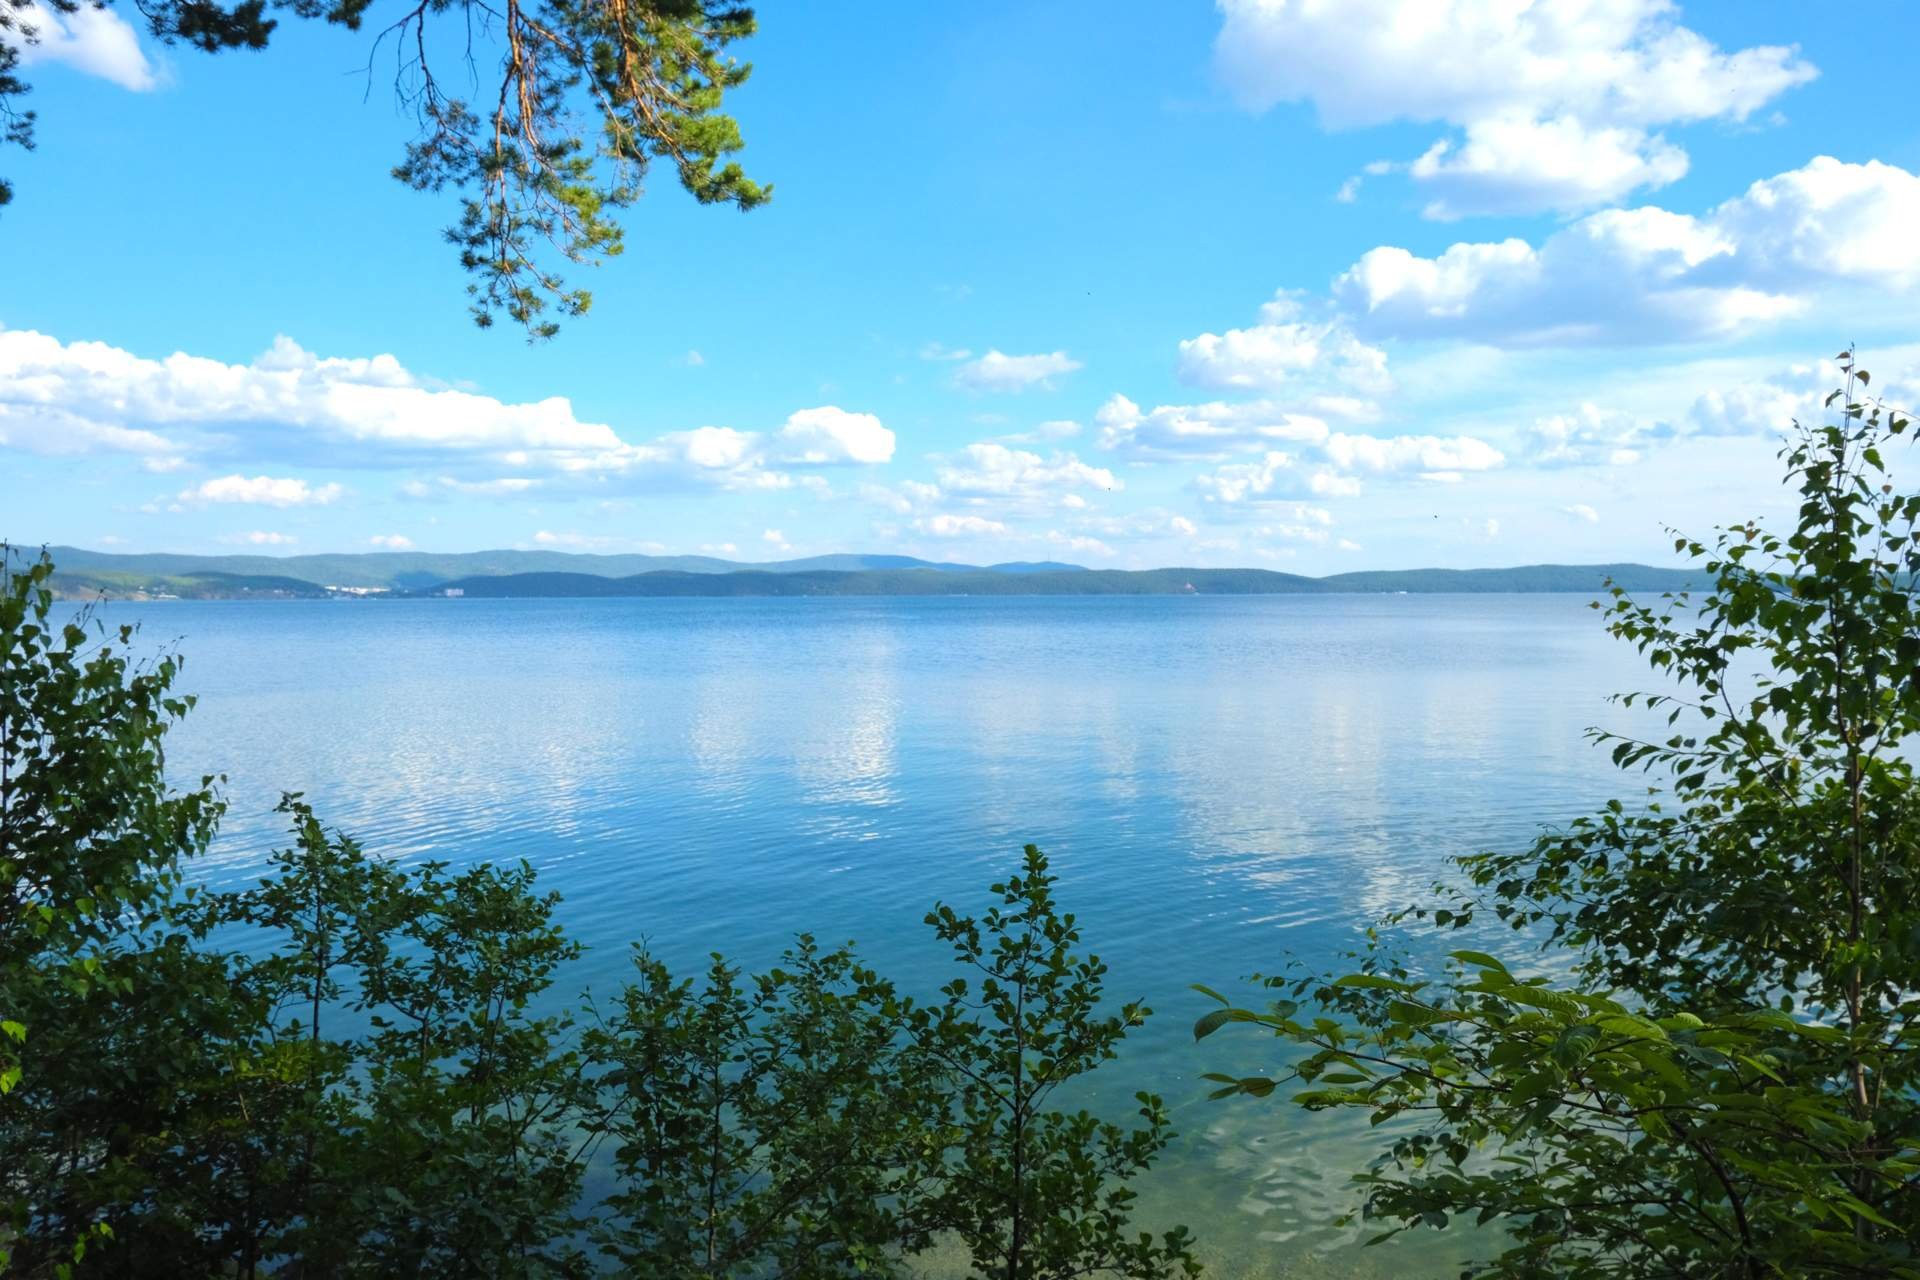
[3,0,1918,570]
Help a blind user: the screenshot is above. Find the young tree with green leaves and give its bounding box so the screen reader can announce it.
[1197,350,1920,1275]
[914,846,1201,1280]
[0,0,769,336]
[583,937,943,1278]
[0,546,231,1276]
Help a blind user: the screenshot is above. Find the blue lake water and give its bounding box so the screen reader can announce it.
[81,593,1653,1276]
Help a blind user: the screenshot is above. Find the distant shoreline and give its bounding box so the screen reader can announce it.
[34,544,1712,602]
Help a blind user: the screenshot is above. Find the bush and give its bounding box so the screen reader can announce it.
[0,544,1194,1277]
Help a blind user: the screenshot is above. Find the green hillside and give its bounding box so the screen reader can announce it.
[36,543,1712,601]
[1319,562,1713,594]
[47,569,332,600]
[42,545,990,590]
[427,563,1705,599]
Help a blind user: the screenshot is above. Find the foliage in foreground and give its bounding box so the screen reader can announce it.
[0,549,1193,1278]
[0,0,769,337]
[1200,350,1920,1275]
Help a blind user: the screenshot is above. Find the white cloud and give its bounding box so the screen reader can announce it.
[920,341,974,361]
[1322,432,1504,474]
[1095,393,1340,459]
[1410,114,1688,219]
[1177,295,1390,393]
[1524,403,1652,466]
[369,534,416,549]
[681,350,706,367]
[16,2,160,92]
[859,479,942,516]
[1518,352,1904,468]
[1215,0,1815,214]
[1564,503,1600,523]
[1192,430,1502,505]
[402,476,541,499]
[915,514,1010,538]
[1711,158,1920,292]
[1046,531,1117,557]
[1255,514,1337,544]
[935,443,1118,504]
[180,474,343,508]
[0,403,181,459]
[774,406,895,465]
[1331,159,1920,345]
[0,330,894,491]
[1194,453,1360,504]
[0,330,622,454]
[762,528,793,552]
[954,349,1083,393]
[1685,381,1813,438]
[224,530,296,546]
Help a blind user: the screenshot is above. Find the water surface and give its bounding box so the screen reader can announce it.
[88,593,1652,1276]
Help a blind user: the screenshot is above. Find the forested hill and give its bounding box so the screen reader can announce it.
[36,543,1711,600]
[429,563,1710,599]
[42,545,1009,590]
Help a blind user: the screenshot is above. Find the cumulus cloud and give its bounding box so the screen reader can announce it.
[369,534,416,549]
[1194,453,1361,504]
[1564,504,1600,523]
[1331,159,1920,345]
[180,474,343,508]
[915,514,1011,538]
[1524,403,1653,466]
[954,350,1083,393]
[1193,431,1503,505]
[1094,393,1342,459]
[1519,352,1914,467]
[402,476,541,499]
[1323,432,1504,474]
[225,530,296,546]
[0,403,181,461]
[0,330,895,492]
[774,406,895,465]
[15,2,160,91]
[1410,114,1688,220]
[1047,531,1117,558]
[856,437,1119,546]
[935,443,1118,504]
[1177,295,1390,393]
[1215,0,1815,215]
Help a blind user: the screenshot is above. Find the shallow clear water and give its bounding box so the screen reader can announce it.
[80,592,1652,1276]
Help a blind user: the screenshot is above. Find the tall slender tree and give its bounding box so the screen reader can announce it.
[1198,350,1920,1275]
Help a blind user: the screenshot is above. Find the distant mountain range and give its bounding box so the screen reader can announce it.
[41,545,1083,590]
[34,545,1713,601]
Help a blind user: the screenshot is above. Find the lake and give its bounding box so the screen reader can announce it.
[80,592,1654,1276]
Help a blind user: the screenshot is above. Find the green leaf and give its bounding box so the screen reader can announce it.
[1448,949,1511,974]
